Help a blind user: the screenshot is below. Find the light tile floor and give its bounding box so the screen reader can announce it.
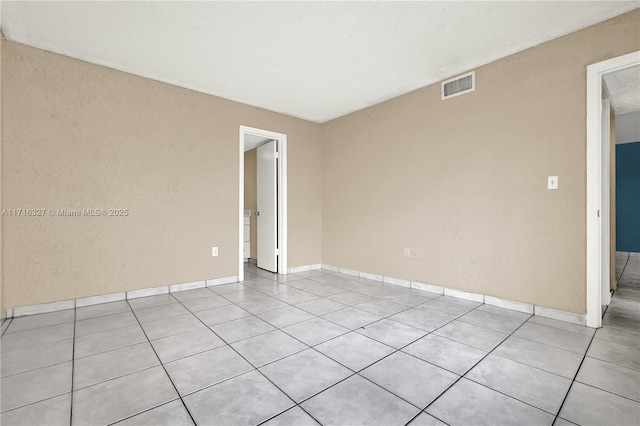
[1,261,639,426]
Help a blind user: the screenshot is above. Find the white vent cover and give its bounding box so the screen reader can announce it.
[441,71,475,100]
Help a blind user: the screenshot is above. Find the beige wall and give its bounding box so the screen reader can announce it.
[244,149,258,260]
[322,10,639,314]
[3,41,322,308]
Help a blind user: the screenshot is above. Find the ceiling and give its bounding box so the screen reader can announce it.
[1,2,638,123]
[604,65,640,115]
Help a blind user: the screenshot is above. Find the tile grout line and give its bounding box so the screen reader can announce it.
[124,299,199,426]
[171,293,327,426]
[551,331,599,425]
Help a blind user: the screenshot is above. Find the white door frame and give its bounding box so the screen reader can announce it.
[586,50,640,328]
[238,125,288,282]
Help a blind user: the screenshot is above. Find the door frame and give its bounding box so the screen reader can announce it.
[586,50,639,328]
[238,125,288,282]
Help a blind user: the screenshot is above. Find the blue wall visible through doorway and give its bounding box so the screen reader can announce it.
[616,141,640,252]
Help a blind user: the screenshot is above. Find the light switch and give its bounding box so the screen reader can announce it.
[548,176,558,190]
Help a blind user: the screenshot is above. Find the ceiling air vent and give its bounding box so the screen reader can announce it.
[441,71,475,100]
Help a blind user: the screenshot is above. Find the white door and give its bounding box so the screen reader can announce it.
[257,140,278,272]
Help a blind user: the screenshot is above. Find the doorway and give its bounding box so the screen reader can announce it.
[238,125,288,282]
[586,50,640,328]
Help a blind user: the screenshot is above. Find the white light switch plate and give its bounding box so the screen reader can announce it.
[548,176,558,190]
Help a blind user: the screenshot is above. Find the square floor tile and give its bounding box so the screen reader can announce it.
[302,374,419,426]
[184,370,294,425]
[559,382,640,426]
[475,304,532,321]
[322,307,382,330]
[514,323,592,354]
[595,325,640,348]
[407,412,448,426]
[1,323,74,353]
[134,303,190,323]
[170,288,215,302]
[252,283,297,296]
[72,366,177,425]
[1,362,72,412]
[151,328,225,363]
[388,309,457,332]
[222,290,269,304]
[1,339,73,377]
[587,337,639,370]
[209,283,249,294]
[281,318,349,346]
[457,309,525,334]
[526,316,594,336]
[434,320,507,351]
[114,400,194,426]
[141,314,205,340]
[355,299,408,317]
[73,342,160,390]
[357,319,427,349]
[5,310,75,333]
[194,304,252,326]
[403,334,487,375]
[415,300,474,316]
[273,290,320,305]
[493,336,583,379]
[236,297,290,314]
[382,292,434,307]
[257,306,316,328]
[231,330,308,367]
[128,294,177,310]
[426,378,553,425]
[576,357,640,401]
[315,332,395,371]
[305,285,348,298]
[76,301,130,321]
[261,406,320,426]
[466,354,572,414]
[75,311,138,337]
[259,349,352,402]
[0,393,71,426]
[361,351,458,408]
[74,325,146,359]
[164,345,253,395]
[295,299,348,316]
[327,291,376,306]
[210,316,275,343]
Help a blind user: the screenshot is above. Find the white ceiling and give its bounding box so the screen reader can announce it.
[604,65,640,114]
[1,1,638,123]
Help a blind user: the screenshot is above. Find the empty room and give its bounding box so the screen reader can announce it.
[0,2,639,426]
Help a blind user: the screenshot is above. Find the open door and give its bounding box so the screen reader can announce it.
[257,140,278,272]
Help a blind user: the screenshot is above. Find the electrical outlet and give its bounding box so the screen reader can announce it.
[404,248,411,257]
[212,247,219,257]
[413,250,420,260]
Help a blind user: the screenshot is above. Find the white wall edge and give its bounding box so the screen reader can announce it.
[411,281,444,295]
[169,280,206,293]
[76,292,126,308]
[444,288,484,303]
[383,276,411,288]
[361,271,383,282]
[484,295,534,314]
[206,276,239,287]
[310,263,322,270]
[12,299,75,317]
[535,305,587,326]
[127,286,169,300]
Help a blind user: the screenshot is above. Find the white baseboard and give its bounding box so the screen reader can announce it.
[444,288,484,303]
[339,267,360,277]
[289,265,311,274]
[484,295,534,314]
[7,275,239,318]
[321,264,340,272]
[383,276,411,288]
[361,272,383,282]
[535,305,586,326]
[411,281,444,295]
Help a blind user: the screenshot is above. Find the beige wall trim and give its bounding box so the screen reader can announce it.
[288,264,322,274]
[322,264,587,326]
[7,275,239,318]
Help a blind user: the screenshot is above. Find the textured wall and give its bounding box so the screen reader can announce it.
[322,10,640,314]
[244,149,257,260]
[3,41,322,308]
